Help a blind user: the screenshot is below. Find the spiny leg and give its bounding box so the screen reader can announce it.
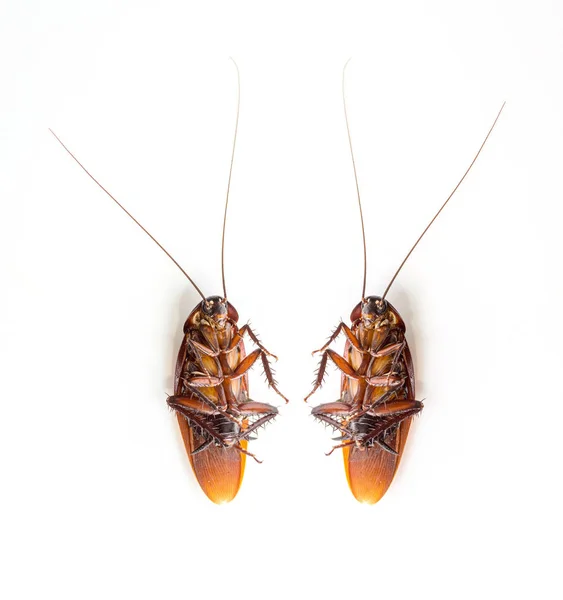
[169,384,220,412]
[306,348,359,403]
[237,324,278,360]
[312,411,353,438]
[225,348,288,404]
[372,436,398,455]
[260,351,289,403]
[361,402,423,446]
[236,401,278,439]
[170,404,226,446]
[238,412,278,440]
[312,322,362,355]
[191,437,214,455]
[170,393,242,426]
[385,339,407,385]
[304,350,329,402]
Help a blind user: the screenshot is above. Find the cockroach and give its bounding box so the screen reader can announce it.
[50,61,288,504]
[305,64,505,504]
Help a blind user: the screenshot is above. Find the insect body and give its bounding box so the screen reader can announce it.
[170,295,286,503]
[306,63,505,504]
[51,61,287,504]
[306,296,422,504]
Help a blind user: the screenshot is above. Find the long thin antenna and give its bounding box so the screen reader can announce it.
[221,57,241,300]
[382,102,506,300]
[343,59,368,300]
[49,129,207,301]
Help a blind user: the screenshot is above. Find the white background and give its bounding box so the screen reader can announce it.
[2,1,563,599]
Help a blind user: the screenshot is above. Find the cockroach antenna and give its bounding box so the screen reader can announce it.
[382,102,506,300]
[342,58,368,301]
[220,57,241,301]
[48,128,207,301]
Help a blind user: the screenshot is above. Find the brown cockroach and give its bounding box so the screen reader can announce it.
[305,65,505,504]
[50,62,288,504]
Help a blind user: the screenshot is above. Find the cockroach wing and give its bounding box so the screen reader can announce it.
[343,339,416,504]
[174,333,247,504]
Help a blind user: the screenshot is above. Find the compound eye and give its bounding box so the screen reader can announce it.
[350,302,362,322]
[227,303,239,322]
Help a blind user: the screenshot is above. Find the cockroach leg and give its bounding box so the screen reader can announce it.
[236,401,278,438]
[167,395,217,415]
[238,401,279,414]
[370,399,422,417]
[191,438,214,455]
[312,322,362,355]
[366,374,405,387]
[190,339,221,357]
[351,390,397,420]
[187,375,225,388]
[384,340,407,385]
[238,412,277,439]
[237,324,278,360]
[305,349,358,403]
[229,349,261,380]
[372,340,405,359]
[234,444,263,463]
[313,412,353,437]
[326,349,359,378]
[326,441,355,456]
[311,401,353,415]
[259,352,289,403]
[361,403,423,446]
[304,350,330,402]
[372,436,399,455]
[170,405,225,445]
[169,385,221,412]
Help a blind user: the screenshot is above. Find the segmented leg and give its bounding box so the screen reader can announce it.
[384,339,407,385]
[236,401,278,439]
[229,349,261,379]
[169,393,242,426]
[305,348,360,402]
[169,384,220,412]
[312,322,363,355]
[347,390,397,422]
[260,352,289,403]
[191,438,214,455]
[237,324,278,360]
[326,441,355,456]
[372,437,398,455]
[239,412,278,440]
[313,413,353,437]
[186,374,225,387]
[304,350,330,402]
[169,404,226,446]
[234,444,263,463]
[190,339,222,357]
[361,402,423,446]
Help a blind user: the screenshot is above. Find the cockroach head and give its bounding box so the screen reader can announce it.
[358,296,388,324]
[201,296,239,327]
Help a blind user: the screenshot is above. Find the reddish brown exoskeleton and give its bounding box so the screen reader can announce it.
[306,63,505,504]
[50,61,287,504]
